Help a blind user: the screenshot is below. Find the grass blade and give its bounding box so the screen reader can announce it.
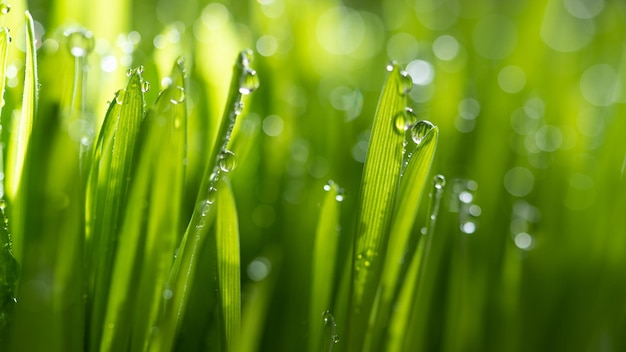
[85,68,145,352]
[150,50,258,351]
[346,63,412,351]
[310,181,342,352]
[215,179,241,352]
[368,126,438,349]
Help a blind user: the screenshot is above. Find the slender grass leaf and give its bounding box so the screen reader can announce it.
[346,63,411,351]
[85,67,145,352]
[368,127,438,349]
[150,50,258,351]
[5,11,38,262]
[215,179,241,352]
[310,181,342,352]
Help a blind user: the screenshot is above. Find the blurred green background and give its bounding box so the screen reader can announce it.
[2,0,626,351]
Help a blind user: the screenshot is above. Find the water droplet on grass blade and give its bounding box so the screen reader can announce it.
[394,108,417,134]
[239,69,259,95]
[65,29,94,58]
[386,60,397,72]
[170,86,185,104]
[115,90,126,104]
[0,3,10,15]
[398,70,413,95]
[207,187,217,204]
[141,80,150,93]
[218,150,237,172]
[433,174,446,189]
[410,120,435,145]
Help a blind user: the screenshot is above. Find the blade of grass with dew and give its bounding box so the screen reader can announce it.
[346,62,412,351]
[85,68,145,352]
[5,11,37,263]
[149,50,258,351]
[310,181,342,352]
[386,173,446,352]
[99,62,186,352]
[215,179,241,352]
[129,60,187,352]
[367,126,438,350]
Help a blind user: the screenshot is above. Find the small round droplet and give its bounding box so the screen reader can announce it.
[0,3,10,15]
[207,187,218,204]
[141,80,150,93]
[115,90,126,105]
[332,335,340,344]
[322,310,333,325]
[335,193,344,202]
[410,120,436,145]
[386,61,397,72]
[126,68,133,77]
[66,29,95,58]
[136,65,144,75]
[239,49,254,68]
[170,86,185,105]
[398,70,413,95]
[0,199,6,210]
[394,108,417,134]
[218,150,237,172]
[323,180,334,192]
[162,289,173,300]
[234,101,244,115]
[239,69,259,95]
[433,174,446,190]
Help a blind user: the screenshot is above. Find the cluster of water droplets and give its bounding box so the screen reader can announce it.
[450,179,481,234]
[322,310,340,349]
[323,180,345,202]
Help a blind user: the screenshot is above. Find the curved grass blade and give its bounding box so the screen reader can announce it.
[97,62,187,352]
[310,181,342,352]
[346,63,411,351]
[215,179,241,352]
[149,50,258,351]
[5,11,38,261]
[85,68,145,352]
[368,127,438,349]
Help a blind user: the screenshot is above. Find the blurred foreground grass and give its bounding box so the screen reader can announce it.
[1,0,626,351]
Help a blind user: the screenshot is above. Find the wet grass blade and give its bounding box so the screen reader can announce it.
[85,68,145,352]
[215,179,241,352]
[5,11,38,261]
[346,63,411,351]
[149,50,258,351]
[368,127,438,349]
[310,181,342,352]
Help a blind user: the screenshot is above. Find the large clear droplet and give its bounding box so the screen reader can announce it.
[170,86,185,104]
[410,120,435,145]
[398,70,413,95]
[394,108,418,134]
[239,68,260,95]
[218,150,237,172]
[66,29,95,58]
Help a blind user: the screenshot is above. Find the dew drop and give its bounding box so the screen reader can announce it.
[115,90,126,105]
[170,86,185,104]
[234,101,244,115]
[162,288,173,300]
[433,174,446,189]
[141,80,150,93]
[239,49,254,68]
[136,65,144,75]
[322,310,333,325]
[460,221,476,234]
[207,187,218,204]
[66,29,95,58]
[239,69,260,95]
[335,194,344,202]
[218,150,237,172]
[197,199,211,216]
[394,108,417,134]
[386,61,397,72]
[410,120,435,145]
[0,199,6,210]
[0,3,10,15]
[398,70,413,95]
[323,180,334,191]
[333,335,340,344]
[126,68,133,77]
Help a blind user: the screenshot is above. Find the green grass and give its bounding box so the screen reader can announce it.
[1,0,626,351]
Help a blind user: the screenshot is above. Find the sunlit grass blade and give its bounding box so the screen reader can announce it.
[85,68,145,352]
[310,181,342,352]
[346,63,411,351]
[127,60,187,352]
[149,50,258,351]
[215,179,241,352]
[386,173,445,352]
[368,127,438,349]
[5,11,38,262]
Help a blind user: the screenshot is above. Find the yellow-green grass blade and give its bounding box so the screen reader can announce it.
[98,62,186,352]
[128,61,187,352]
[368,127,438,349]
[150,50,258,351]
[216,179,241,352]
[310,181,342,352]
[346,63,411,351]
[85,68,145,352]
[5,11,37,262]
